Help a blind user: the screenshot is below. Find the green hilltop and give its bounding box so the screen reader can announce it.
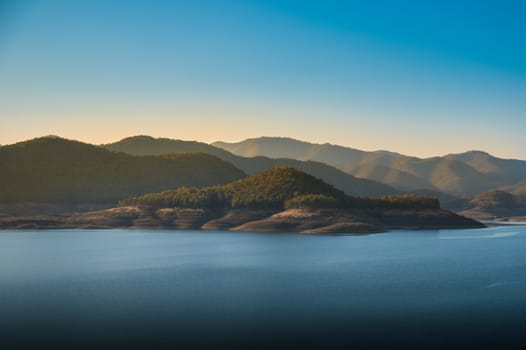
[121,166,439,211]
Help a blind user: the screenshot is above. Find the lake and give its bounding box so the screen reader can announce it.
[1,225,526,349]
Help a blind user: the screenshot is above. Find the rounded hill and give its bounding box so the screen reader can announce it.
[0,137,245,205]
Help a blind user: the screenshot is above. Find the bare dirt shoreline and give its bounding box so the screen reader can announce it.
[0,206,484,233]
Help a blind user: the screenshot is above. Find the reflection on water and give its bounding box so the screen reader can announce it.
[1,226,526,350]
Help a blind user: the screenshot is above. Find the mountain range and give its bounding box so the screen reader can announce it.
[104,136,396,197]
[213,137,526,195]
[1,135,525,220]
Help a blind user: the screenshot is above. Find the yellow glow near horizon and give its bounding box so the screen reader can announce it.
[0,104,522,160]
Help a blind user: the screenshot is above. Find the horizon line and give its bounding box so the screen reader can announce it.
[2,134,523,162]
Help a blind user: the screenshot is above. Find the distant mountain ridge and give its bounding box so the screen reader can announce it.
[213,137,526,194]
[213,137,379,168]
[104,136,397,197]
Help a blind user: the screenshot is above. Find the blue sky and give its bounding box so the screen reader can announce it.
[1,0,525,158]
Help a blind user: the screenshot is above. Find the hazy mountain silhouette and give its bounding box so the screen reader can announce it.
[381,157,505,194]
[104,136,397,197]
[213,137,382,168]
[445,151,526,183]
[345,163,435,191]
[213,137,526,194]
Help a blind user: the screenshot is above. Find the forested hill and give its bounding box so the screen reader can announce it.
[0,137,245,204]
[104,136,397,197]
[121,166,439,211]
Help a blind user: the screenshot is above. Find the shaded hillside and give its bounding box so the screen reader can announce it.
[346,163,435,191]
[0,137,245,206]
[458,190,526,220]
[213,137,526,194]
[360,156,512,194]
[501,179,526,196]
[446,151,526,183]
[425,158,502,194]
[104,136,397,197]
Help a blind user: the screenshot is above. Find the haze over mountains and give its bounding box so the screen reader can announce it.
[213,137,526,195]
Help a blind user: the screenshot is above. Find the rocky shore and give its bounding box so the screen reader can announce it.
[0,205,484,233]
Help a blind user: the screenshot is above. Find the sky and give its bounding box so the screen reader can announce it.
[0,0,525,159]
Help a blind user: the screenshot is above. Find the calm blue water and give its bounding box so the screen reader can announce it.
[1,226,526,349]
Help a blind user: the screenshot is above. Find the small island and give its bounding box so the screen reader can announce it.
[0,167,483,233]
